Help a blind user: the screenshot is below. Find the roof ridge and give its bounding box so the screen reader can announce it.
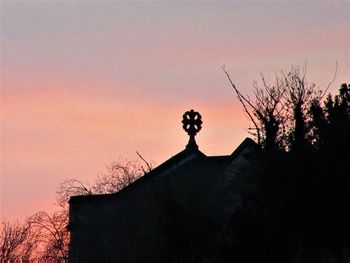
[69,147,206,203]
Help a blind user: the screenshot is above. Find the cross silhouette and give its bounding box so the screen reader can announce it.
[182,109,202,150]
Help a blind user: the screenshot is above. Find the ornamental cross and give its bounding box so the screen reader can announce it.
[182,109,202,150]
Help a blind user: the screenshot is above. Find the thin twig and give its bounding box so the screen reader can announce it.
[320,61,338,101]
[223,65,261,144]
[136,151,152,174]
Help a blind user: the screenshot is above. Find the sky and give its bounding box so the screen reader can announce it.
[1,1,349,221]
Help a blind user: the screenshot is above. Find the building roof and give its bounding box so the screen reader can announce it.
[69,137,257,204]
[69,109,258,205]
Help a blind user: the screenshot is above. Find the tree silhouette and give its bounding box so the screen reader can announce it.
[1,156,153,262]
[57,157,154,208]
[223,75,350,262]
[27,211,69,261]
[224,64,338,152]
[0,221,37,262]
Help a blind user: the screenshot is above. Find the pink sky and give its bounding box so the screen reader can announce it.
[1,1,350,221]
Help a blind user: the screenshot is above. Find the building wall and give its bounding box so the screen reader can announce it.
[68,141,259,262]
[69,181,167,262]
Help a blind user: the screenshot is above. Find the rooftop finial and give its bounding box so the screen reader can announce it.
[182,109,202,150]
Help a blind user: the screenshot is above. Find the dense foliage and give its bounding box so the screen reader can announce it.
[226,83,350,262]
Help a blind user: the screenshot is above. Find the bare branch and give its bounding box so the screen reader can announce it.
[320,61,338,100]
[136,151,153,174]
[223,65,261,144]
[28,210,69,260]
[0,221,31,261]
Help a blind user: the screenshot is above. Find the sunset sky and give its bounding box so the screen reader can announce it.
[1,1,349,221]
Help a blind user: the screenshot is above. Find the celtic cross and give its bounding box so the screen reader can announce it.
[182,109,202,150]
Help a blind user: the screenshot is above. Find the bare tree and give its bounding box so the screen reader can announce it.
[56,179,94,209]
[0,221,31,262]
[20,228,41,262]
[252,75,286,150]
[57,156,154,208]
[223,64,336,151]
[223,66,286,150]
[1,156,154,262]
[92,158,151,194]
[280,65,316,151]
[51,156,153,261]
[28,210,69,261]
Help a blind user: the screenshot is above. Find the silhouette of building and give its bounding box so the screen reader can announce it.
[68,110,259,262]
